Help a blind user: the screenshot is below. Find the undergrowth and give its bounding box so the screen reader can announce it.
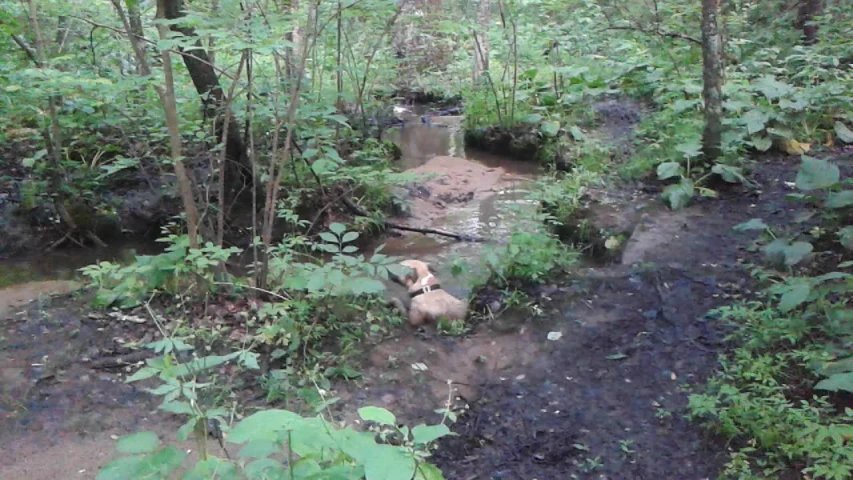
[689,156,853,479]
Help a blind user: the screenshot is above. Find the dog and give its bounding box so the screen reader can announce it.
[388,259,468,327]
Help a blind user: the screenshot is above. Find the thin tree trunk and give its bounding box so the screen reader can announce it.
[796,0,823,45]
[701,0,723,163]
[259,1,318,288]
[473,0,490,82]
[161,0,251,199]
[156,0,201,249]
[209,0,218,67]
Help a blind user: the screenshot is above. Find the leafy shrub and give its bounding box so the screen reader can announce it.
[689,156,853,478]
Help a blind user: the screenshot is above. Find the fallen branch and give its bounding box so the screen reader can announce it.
[602,26,701,45]
[87,350,152,370]
[338,192,493,243]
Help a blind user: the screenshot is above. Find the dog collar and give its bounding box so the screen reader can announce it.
[410,284,441,298]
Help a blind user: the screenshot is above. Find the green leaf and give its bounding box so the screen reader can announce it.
[125,366,159,383]
[711,164,746,184]
[182,458,239,480]
[661,179,694,210]
[839,226,853,250]
[415,462,446,480]
[238,439,280,459]
[569,125,585,141]
[363,445,416,480]
[742,109,769,135]
[159,401,194,415]
[778,282,811,312]
[835,121,853,143]
[411,424,452,445]
[815,373,853,393]
[342,231,360,243]
[656,162,683,180]
[675,140,702,158]
[750,135,773,152]
[358,406,397,426]
[752,75,793,100]
[795,156,840,191]
[826,191,853,209]
[540,121,560,137]
[318,232,338,244]
[733,218,769,231]
[96,456,147,480]
[347,277,386,295]
[227,410,303,444]
[329,223,347,235]
[116,431,160,454]
[783,241,813,266]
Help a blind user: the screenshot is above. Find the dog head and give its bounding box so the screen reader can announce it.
[391,259,436,288]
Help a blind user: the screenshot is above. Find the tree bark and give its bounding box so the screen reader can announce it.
[156,0,201,248]
[701,0,723,163]
[161,0,251,199]
[795,0,823,45]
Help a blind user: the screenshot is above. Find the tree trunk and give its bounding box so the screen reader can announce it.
[796,0,823,45]
[156,0,201,248]
[472,0,491,82]
[701,0,723,163]
[161,0,251,199]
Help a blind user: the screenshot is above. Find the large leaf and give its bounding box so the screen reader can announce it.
[415,462,446,480]
[96,446,186,480]
[750,135,773,152]
[712,164,746,184]
[411,424,453,445]
[826,190,853,209]
[363,445,416,480]
[358,406,397,426]
[183,458,239,480]
[742,109,769,135]
[540,121,560,137]
[815,372,853,393]
[795,156,840,191]
[778,281,811,312]
[835,121,853,143]
[783,241,813,266]
[656,162,683,181]
[227,410,303,444]
[753,75,793,100]
[116,431,160,454]
[661,179,694,210]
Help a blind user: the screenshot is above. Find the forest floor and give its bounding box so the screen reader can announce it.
[1,154,817,479]
[4,97,850,478]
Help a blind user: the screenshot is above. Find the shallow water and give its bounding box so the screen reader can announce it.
[378,115,541,295]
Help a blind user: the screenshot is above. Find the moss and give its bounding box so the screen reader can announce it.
[464,124,546,161]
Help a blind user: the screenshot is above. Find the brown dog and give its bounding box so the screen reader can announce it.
[388,260,468,327]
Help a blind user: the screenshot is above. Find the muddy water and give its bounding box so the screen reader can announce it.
[0,241,160,318]
[380,114,541,296]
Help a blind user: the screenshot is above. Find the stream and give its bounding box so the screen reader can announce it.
[0,108,540,314]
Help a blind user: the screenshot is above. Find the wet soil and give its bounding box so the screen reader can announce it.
[0,153,815,479]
